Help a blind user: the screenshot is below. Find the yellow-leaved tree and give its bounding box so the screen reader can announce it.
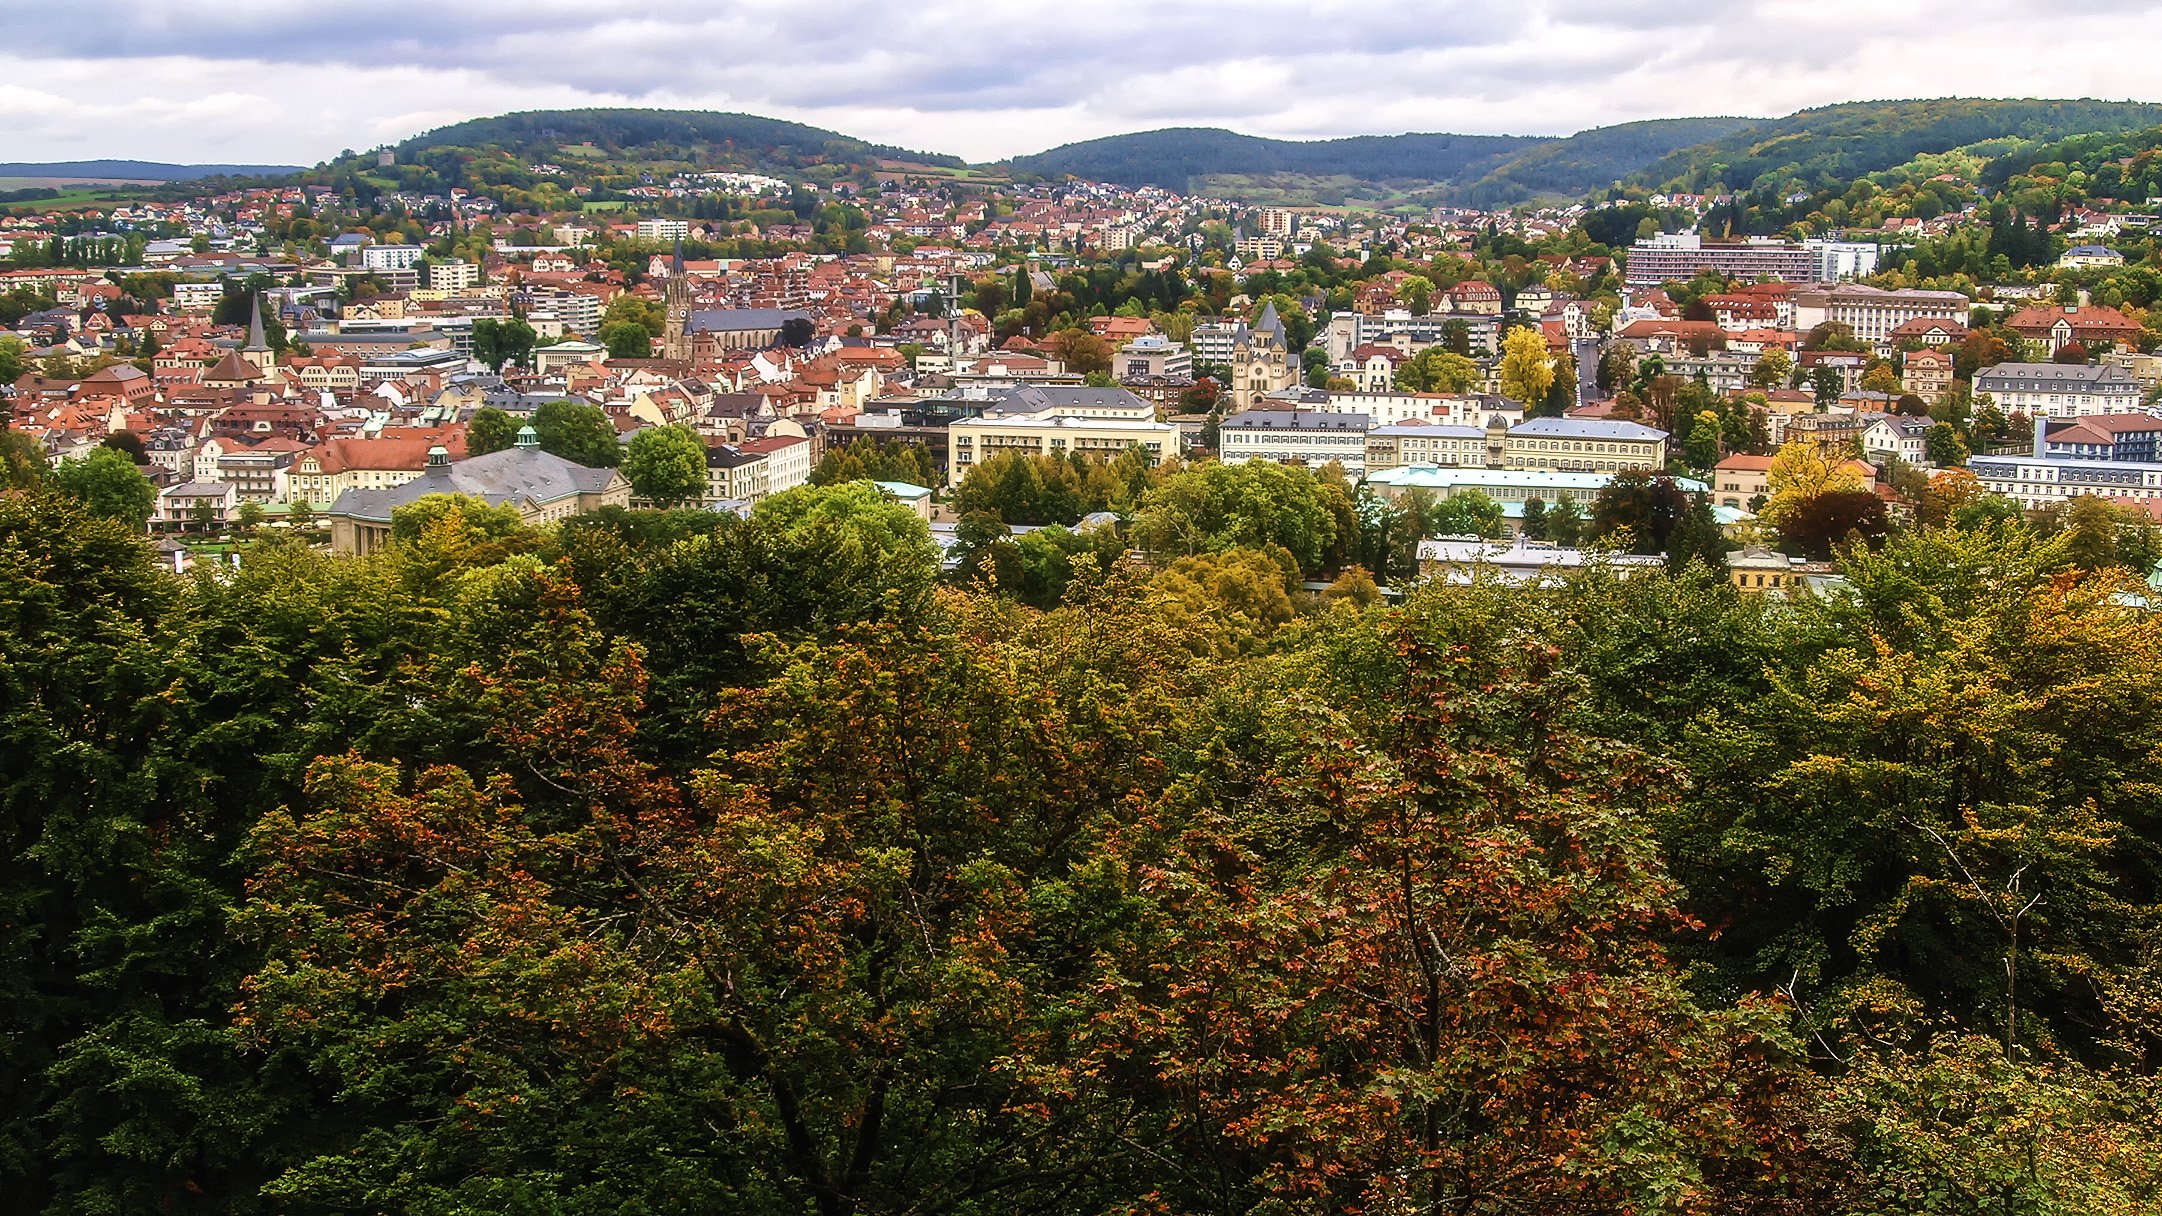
[1498,326,1556,407]
[1760,439,1864,524]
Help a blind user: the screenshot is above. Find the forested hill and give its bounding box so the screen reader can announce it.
[1011,100,2162,205]
[1631,97,2162,193]
[372,107,965,177]
[1009,118,1759,202]
[1456,116,1754,204]
[1008,127,1544,192]
[298,107,974,203]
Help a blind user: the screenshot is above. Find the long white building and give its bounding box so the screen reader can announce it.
[1790,285,1969,345]
[1970,413,2162,510]
[1218,410,1370,473]
[1973,362,2142,418]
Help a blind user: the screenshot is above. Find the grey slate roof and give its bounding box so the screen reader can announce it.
[1973,362,2138,392]
[685,307,811,334]
[327,447,618,523]
[1220,409,1368,431]
[1509,417,1668,442]
[991,384,1149,415]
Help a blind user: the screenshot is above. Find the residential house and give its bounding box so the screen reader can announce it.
[1862,414,1935,466]
[1901,348,1955,400]
[155,481,237,533]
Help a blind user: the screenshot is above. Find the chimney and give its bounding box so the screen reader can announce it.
[2033,413,2050,457]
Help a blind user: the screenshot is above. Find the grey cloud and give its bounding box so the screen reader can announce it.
[4,0,2161,164]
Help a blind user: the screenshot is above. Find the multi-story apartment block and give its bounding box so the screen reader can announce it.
[1625,234,1818,288]
[1116,334,1192,381]
[635,219,692,242]
[426,258,480,291]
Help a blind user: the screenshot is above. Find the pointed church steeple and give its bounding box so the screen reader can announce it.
[662,237,693,361]
[241,290,278,382]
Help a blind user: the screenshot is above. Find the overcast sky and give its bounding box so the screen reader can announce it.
[4,0,2159,166]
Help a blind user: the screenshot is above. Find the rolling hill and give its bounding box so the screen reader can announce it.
[1629,97,2162,192]
[1008,128,1542,193]
[1011,117,1763,204]
[1457,117,1755,204]
[1010,101,2162,206]
[389,108,965,170]
[0,160,302,183]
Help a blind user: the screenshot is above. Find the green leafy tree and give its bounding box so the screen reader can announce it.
[1131,459,1338,575]
[1392,347,1480,393]
[1,426,48,488]
[1589,470,1691,554]
[600,292,666,338]
[52,448,155,531]
[471,316,537,372]
[1926,421,1969,467]
[1811,365,1844,409]
[598,320,653,359]
[465,405,520,456]
[0,335,29,385]
[1684,409,1724,470]
[1547,495,1585,546]
[1429,488,1505,538]
[530,399,622,467]
[621,424,709,508]
[1665,492,1730,572]
[1749,349,1794,390]
[1520,496,1549,541]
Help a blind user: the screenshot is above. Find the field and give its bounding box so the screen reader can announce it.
[0,186,146,213]
[876,160,1010,186]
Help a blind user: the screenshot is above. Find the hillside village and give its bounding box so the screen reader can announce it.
[7,109,2162,586]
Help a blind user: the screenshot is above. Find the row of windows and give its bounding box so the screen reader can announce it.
[1510,439,1654,455]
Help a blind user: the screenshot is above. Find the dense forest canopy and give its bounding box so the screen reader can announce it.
[7,467,2162,1213]
[392,107,967,169]
[1009,119,1760,203]
[1010,127,1542,192]
[1631,97,2162,194]
[59,97,2162,214]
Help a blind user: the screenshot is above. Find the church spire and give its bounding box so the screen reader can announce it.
[244,291,270,352]
[242,289,279,382]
